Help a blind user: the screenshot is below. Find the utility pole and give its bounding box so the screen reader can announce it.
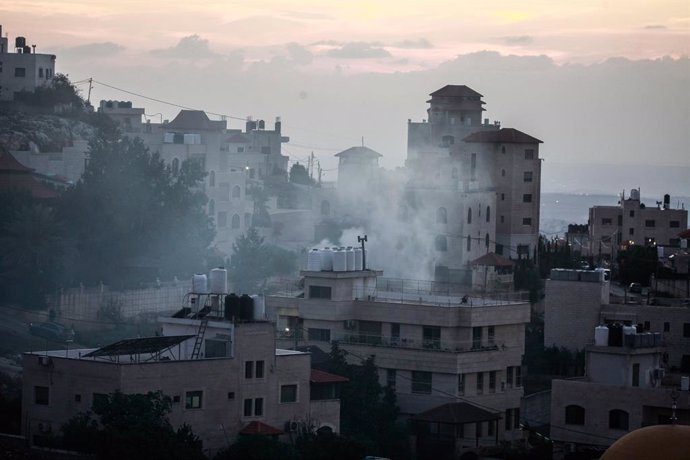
[358,235,368,270]
[317,160,322,186]
[87,78,93,105]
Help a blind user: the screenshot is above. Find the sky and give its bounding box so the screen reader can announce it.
[2,0,689,194]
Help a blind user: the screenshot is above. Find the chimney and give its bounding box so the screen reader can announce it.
[275,116,281,134]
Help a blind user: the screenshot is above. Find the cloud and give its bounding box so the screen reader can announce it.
[286,42,313,65]
[150,35,217,59]
[500,35,534,46]
[392,38,434,49]
[60,42,124,57]
[326,42,391,59]
[644,25,667,30]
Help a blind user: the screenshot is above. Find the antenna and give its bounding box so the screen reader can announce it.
[357,235,368,270]
[361,136,364,147]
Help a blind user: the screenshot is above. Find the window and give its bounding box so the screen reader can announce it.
[629,227,635,235]
[435,235,447,252]
[632,363,640,387]
[387,369,396,389]
[524,171,533,182]
[261,146,271,154]
[217,211,227,228]
[34,386,49,405]
[683,323,690,337]
[645,219,656,228]
[232,185,241,199]
[507,366,521,387]
[209,170,215,186]
[280,384,298,403]
[309,285,332,299]
[227,392,235,400]
[515,366,522,387]
[467,208,472,224]
[609,409,629,430]
[237,147,244,153]
[411,371,432,394]
[501,193,505,201]
[500,215,505,224]
[602,218,612,225]
[472,327,482,349]
[489,371,496,393]
[245,361,254,379]
[476,373,484,394]
[524,149,534,160]
[513,408,520,428]
[522,217,532,226]
[630,210,635,217]
[470,153,477,180]
[321,200,330,216]
[476,422,483,437]
[565,405,585,425]
[670,220,680,228]
[488,420,495,436]
[391,323,400,341]
[308,328,331,342]
[643,321,650,331]
[664,322,670,332]
[185,391,202,409]
[466,235,471,251]
[243,399,253,416]
[458,374,465,395]
[256,360,265,378]
[501,145,506,154]
[205,339,228,358]
[231,214,240,229]
[437,207,447,224]
[496,243,503,255]
[254,397,263,415]
[15,67,26,77]
[38,67,44,78]
[618,215,623,226]
[505,408,513,430]
[486,206,490,222]
[423,326,441,349]
[485,233,490,248]
[488,326,495,346]
[501,169,506,177]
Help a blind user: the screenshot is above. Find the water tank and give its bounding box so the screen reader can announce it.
[320,247,333,271]
[209,268,228,294]
[239,294,254,320]
[306,249,321,271]
[607,323,623,347]
[15,36,26,48]
[251,295,265,320]
[594,326,609,346]
[192,274,208,293]
[333,249,347,272]
[354,248,363,270]
[623,325,636,347]
[346,246,355,271]
[630,189,640,200]
[224,294,240,320]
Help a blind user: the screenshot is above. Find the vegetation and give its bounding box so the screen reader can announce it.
[229,227,297,293]
[616,245,658,286]
[60,391,205,460]
[289,163,315,186]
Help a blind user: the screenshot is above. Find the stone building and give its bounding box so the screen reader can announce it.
[0,25,56,101]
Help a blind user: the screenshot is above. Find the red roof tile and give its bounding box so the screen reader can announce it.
[463,128,543,144]
[0,151,33,173]
[239,421,283,435]
[471,252,514,267]
[411,402,500,424]
[167,110,214,130]
[310,369,349,384]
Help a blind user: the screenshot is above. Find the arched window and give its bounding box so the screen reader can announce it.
[232,185,241,199]
[609,410,629,430]
[435,235,447,252]
[466,235,471,251]
[501,169,506,177]
[208,199,215,216]
[565,405,585,425]
[172,158,179,175]
[437,207,447,224]
[467,208,472,224]
[485,233,490,248]
[231,214,240,229]
[486,206,491,222]
[501,145,506,154]
[321,200,330,216]
[209,170,215,187]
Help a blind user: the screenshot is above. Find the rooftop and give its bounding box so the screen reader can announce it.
[463,128,543,144]
[334,146,383,158]
[429,85,483,99]
[411,402,500,425]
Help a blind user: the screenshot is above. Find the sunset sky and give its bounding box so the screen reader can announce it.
[1,1,689,193]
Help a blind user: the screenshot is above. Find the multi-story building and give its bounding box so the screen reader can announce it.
[550,332,690,459]
[22,292,342,455]
[99,102,290,255]
[588,188,688,260]
[405,85,542,282]
[266,262,531,455]
[0,25,56,101]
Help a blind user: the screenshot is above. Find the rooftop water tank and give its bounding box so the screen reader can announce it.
[192,274,208,294]
[224,293,240,320]
[209,268,228,294]
[321,247,334,271]
[346,246,355,271]
[354,248,363,271]
[239,294,254,320]
[333,249,347,272]
[251,294,265,321]
[594,325,609,346]
[15,36,26,48]
[623,325,636,347]
[608,323,623,347]
[307,249,321,271]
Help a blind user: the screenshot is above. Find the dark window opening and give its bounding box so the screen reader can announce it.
[565,405,585,425]
[309,285,332,299]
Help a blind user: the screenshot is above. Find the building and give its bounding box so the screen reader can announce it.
[0,149,61,199]
[22,288,342,455]
[588,189,688,261]
[0,25,56,101]
[549,330,690,459]
[266,261,531,457]
[405,85,542,282]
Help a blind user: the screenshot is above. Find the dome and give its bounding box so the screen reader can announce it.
[601,424,690,460]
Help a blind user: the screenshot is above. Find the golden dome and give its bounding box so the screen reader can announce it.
[601,424,690,460]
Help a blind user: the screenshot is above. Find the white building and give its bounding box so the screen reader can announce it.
[0,25,55,101]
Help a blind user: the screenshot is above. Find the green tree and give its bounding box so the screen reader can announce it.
[617,245,658,285]
[289,163,314,186]
[61,391,204,460]
[14,73,88,112]
[229,228,297,293]
[59,137,214,287]
[247,184,271,228]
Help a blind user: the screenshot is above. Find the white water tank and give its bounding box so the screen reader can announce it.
[346,246,355,271]
[594,325,609,346]
[192,274,208,293]
[333,249,347,272]
[321,247,333,271]
[630,189,640,200]
[209,268,228,294]
[354,248,363,270]
[251,294,266,320]
[307,249,321,271]
[623,325,636,336]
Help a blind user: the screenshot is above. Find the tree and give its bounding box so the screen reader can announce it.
[229,228,297,293]
[247,184,271,228]
[617,245,658,285]
[59,137,214,287]
[14,73,88,112]
[61,391,204,460]
[289,163,314,186]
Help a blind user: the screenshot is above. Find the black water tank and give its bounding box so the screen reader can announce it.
[608,323,623,347]
[239,294,254,320]
[224,293,240,320]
